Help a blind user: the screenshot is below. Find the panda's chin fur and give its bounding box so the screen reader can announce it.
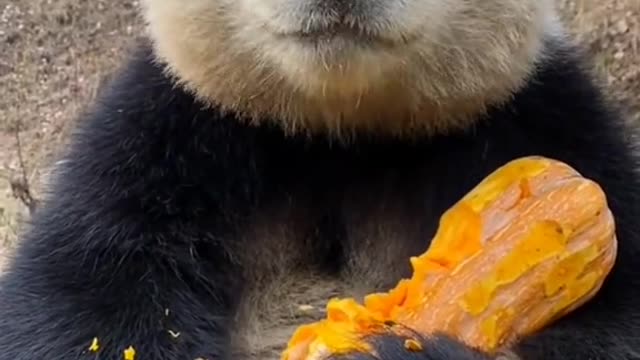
[140,0,560,139]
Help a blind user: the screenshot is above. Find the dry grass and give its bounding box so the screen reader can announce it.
[0,0,639,263]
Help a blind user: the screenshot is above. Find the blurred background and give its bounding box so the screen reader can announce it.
[0,0,639,268]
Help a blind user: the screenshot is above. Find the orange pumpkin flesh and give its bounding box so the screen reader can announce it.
[281,156,617,360]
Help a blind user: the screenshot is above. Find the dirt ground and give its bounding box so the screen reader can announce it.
[0,1,639,355]
[0,0,141,265]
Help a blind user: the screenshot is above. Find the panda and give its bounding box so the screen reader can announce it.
[1,0,640,358]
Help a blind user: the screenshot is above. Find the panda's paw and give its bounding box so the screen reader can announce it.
[327,333,520,360]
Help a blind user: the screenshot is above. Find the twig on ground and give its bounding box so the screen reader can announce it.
[9,121,39,215]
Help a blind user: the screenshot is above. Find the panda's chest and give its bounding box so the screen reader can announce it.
[229,180,454,359]
[229,142,489,358]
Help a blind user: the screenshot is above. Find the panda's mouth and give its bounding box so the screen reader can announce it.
[280,23,412,49]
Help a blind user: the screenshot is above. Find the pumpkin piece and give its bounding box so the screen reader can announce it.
[281,156,617,360]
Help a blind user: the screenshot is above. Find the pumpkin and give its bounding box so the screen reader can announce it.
[281,156,618,360]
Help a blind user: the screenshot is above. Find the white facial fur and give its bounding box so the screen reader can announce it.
[140,0,561,139]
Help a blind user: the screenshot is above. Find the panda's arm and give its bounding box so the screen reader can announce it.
[334,50,640,360]
[0,50,261,359]
[497,54,640,360]
[344,172,640,360]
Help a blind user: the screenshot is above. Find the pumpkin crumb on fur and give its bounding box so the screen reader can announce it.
[88,337,99,352]
[281,156,618,360]
[123,345,136,360]
[86,338,137,360]
[404,339,423,352]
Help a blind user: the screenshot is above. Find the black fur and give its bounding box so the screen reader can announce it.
[328,334,496,360]
[1,37,640,360]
